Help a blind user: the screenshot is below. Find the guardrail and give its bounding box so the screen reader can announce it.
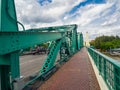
[87,47,120,90]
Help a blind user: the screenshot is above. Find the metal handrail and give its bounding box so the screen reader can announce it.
[87,47,120,90]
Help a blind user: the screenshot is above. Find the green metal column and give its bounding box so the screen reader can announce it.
[72,30,76,53]
[72,25,77,53]
[71,25,77,53]
[0,0,18,31]
[0,0,20,90]
[77,33,80,49]
[77,33,83,49]
[0,0,1,30]
[80,33,83,48]
[67,31,73,55]
[10,51,20,79]
[74,25,78,52]
[0,66,11,90]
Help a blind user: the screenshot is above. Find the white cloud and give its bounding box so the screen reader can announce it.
[15,0,83,28]
[75,1,120,39]
[15,0,120,39]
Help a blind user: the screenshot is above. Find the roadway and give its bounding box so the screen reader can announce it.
[20,54,47,77]
[104,52,120,61]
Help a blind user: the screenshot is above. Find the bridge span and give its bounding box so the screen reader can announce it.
[1,0,120,90]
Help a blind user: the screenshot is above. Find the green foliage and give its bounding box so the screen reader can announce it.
[90,35,120,50]
[40,43,49,48]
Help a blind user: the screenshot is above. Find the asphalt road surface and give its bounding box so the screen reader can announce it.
[20,54,47,77]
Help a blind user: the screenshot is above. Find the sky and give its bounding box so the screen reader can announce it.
[15,0,120,40]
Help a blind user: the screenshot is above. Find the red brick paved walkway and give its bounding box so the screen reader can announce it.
[38,48,100,90]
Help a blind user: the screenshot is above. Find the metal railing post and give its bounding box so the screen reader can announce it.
[87,47,120,90]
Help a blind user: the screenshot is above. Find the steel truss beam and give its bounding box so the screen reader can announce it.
[0,31,63,55]
[40,39,63,74]
[26,24,77,32]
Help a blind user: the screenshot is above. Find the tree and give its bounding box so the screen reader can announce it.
[90,35,120,51]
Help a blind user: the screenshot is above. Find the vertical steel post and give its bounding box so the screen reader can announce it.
[80,33,83,48]
[0,0,18,31]
[0,0,20,89]
[0,0,1,30]
[0,68,1,89]
[0,66,10,90]
[77,33,82,50]
[71,25,77,53]
[10,51,20,79]
[77,33,80,49]
[74,25,78,51]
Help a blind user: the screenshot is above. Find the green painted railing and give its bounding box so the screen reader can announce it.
[87,47,120,90]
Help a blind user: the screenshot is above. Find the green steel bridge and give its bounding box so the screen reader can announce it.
[0,0,120,90]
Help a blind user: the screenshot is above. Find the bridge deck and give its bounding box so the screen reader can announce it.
[38,48,100,90]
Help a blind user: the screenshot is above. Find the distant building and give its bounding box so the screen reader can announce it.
[85,32,90,47]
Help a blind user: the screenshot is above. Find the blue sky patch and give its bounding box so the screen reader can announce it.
[69,0,106,14]
[37,0,52,6]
